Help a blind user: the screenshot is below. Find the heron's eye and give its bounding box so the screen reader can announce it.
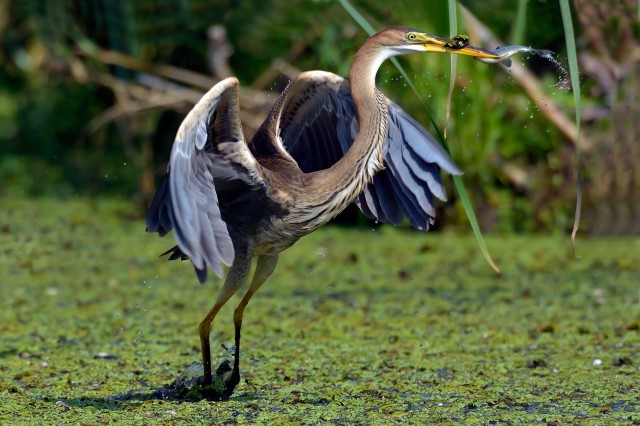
[407,33,417,41]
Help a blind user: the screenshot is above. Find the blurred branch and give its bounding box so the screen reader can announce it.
[460,4,591,152]
[75,43,275,107]
[207,25,234,79]
[76,44,216,90]
[74,43,278,135]
[82,75,195,136]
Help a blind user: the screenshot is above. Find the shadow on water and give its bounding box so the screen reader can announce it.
[55,389,262,412]
[55,361,262,408]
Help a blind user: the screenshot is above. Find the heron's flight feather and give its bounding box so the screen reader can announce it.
[270,71,461,231]
[146,77,266,281]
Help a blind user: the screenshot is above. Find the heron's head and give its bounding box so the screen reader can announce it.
[372,26,500,60]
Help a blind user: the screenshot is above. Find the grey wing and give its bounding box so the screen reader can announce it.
[277,71,461,231]
[146,77,264,281]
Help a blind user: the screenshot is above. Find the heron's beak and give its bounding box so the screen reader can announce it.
[419,34,500,59]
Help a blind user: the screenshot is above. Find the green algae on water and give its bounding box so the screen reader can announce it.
[1,197,639,423]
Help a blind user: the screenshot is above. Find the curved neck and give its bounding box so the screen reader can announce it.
[310,39,390,198]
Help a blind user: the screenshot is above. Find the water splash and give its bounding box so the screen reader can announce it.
[535,49,570,90]
[476,45,569,90]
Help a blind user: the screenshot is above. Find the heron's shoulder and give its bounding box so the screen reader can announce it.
[295,70,344,86]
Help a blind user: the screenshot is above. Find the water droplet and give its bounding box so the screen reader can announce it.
[315,246,327,258]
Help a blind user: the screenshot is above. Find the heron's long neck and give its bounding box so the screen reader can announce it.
[308,43,390,214]
[340,47,389,178]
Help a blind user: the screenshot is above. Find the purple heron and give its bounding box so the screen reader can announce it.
[146,26,500,399]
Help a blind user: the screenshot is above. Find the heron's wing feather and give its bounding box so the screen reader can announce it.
[378,102,462,229]
[248,71,350,171]
[146,77,264,281]
[276,71,461,230]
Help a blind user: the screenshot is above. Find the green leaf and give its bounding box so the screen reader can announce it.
[447,0,499,273]
[444,0,458,140]
[511,0,529,45]
[559,0,582,254]
[339,0,499,273]
[336,0,376,35]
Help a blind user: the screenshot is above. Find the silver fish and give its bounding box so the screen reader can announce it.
[475,45,554,67]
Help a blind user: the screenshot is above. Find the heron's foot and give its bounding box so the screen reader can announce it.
[199,359,240,400]
[155,360,240,401]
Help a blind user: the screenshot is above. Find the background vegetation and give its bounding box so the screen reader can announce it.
[2,1,639,422]
[1,0,637,233]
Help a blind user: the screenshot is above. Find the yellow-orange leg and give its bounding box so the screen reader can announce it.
[198,256,251,386]
[227,254,278,392]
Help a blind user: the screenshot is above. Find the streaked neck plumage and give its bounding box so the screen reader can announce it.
[308,37,391,205]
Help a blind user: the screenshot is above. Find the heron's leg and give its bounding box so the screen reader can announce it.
[199,255,251,386]
[226,254,278,392]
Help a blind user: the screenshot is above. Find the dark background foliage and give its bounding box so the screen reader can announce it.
[0,0,637,233]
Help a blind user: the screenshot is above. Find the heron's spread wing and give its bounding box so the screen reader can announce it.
[146,77,264,281]
[277,71,462,230]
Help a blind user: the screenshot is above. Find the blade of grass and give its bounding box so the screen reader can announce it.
[444,0,458,140]
[336,0,423,105]
[559,0,582,255]
[510,0,529,45]
[447,0,499,273]
[339,0,499,272]
[337,0,376,35]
